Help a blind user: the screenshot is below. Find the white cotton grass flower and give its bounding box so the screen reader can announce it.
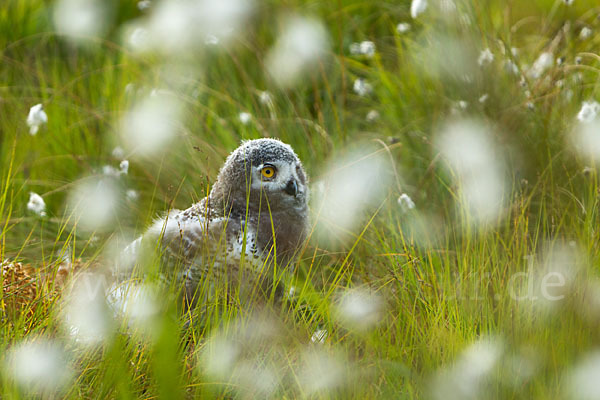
[124,24,150,52]
[232,361,279,397]
[577,100,600,123]
[53,0,110,41]
[335,288,382,332]
[266,16,329,88]
[580,27,593,40]
[396,22,411,34]
[259,90,273,106]
[102,165,119,176]
[67,178,119,231]
[353,78,372,96]
[200,336,241,380]
[137,0,151,10]
[5,338,73,395]
[238,112,252,125]
[566,350,600,400]
[477,48,494,66]
[299,350,346,395]
[128,0,253,54]
[120,93,182,157]
[572,101,600,161]
[119,160,129,174]
[27,192,46,217]
[398,193,416,212]
[62,273,113,346]
[411,0,427,19]
[435,119,506,226]
[315,147,392,244]
[431,337,503,400]
[205,34,219,45]
[528,52,554,79]
[366,109,380,122]
[26,103,48,135]
[112,146,125,159]
[479,93,489,103]
[349,40,376,58]
[126,189,139,202]
[349,41,376,57]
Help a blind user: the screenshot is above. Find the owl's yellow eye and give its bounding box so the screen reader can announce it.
[261,165,276,179]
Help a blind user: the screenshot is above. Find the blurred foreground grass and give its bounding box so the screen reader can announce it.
[2,0,600,398]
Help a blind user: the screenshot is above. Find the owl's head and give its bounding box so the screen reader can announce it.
[211,138,309,216]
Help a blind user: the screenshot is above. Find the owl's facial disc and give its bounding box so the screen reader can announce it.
[251,161,307,207]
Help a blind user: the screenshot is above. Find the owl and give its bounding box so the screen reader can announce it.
[121,138,310,305]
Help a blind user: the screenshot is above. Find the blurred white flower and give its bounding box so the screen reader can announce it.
[200,336,240,379]
[432,337,503,400]
[528,52,553,79]
[353,78,372,96]
[350,41,375,57]
[266,16,329,87]
[119,160,129,174]
[127,26,150,51]
[239,112,252,125]
[112,146,125,159]
[479,93,489,103]
[573,101,600,160]
[436,119,506,225]
[27,192,46,217]
[299,350,345,395]
[204,34,219,45]
[577,100,600,123]
[62,273,113,346]
[563,0,574,4]
[567,350,600,400]
[477,48,494,66]
[311,329,328,344]
[68,178,119,231]
[366,109,380,122]
[53,0,109,40]
[411,0,427,18]
[259,90,273,106]
[26,103,48,135]
[398,193,416,212]
[359,41,376,57]
[126,189,139,202]
[396,22,411,33]
[120,93,182,157]
[315,147,392,241]
[137,0,151,10]
[233,361,279,397]
[102,165,119,176]
[580,27,593,40]
[336,288,382,331]
[6,339,73,394]
[133,0,252,54]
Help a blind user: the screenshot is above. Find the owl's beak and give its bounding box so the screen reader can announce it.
[284,179,298,197]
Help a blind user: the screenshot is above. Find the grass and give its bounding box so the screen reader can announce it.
[2,0,600,398]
